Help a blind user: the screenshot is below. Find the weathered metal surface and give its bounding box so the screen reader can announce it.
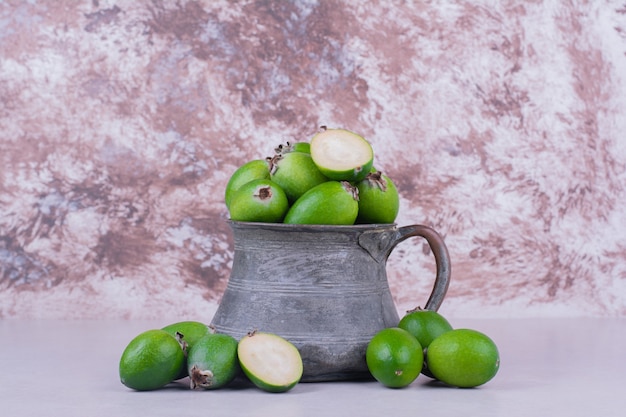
[211,221,450,381]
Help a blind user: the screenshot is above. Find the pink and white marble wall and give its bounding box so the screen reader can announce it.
[1,1,626,319]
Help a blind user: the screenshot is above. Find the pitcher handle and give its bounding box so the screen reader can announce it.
[393,225,451,311]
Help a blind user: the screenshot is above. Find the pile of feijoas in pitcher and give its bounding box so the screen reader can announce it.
[225,127,400,225]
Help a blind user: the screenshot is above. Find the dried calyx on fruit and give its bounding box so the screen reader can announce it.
[274,141,311,155]
[267,151,328,204]
[355,170,399,224]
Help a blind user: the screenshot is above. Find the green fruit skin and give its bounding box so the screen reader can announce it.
[228,179,289,223]
[225,159,271,209]
[427,329,500,388]
[275,141,310,155]
[366,327,424,388]
[187,333,240,390]
[398,310,453,349]
[270,152,329,203]
[291,142,310,153]
[317,159,373,183]
[355,172,400,224]
[240,364,300,393]
[398,309,453,379]
[119,329,185,391]
[283,181,359,225]
[161,321,212,347]
[161,321,212,380]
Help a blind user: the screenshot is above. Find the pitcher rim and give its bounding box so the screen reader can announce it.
[228,219,398,231]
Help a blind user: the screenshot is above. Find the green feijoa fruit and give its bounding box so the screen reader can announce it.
[237,331,303,393]
[268,152,328,203]
[290,142,310,153]
[398,308,453,378]
[426,329,500,388]
[162,321,212,348]
[274,141,311,155]
[355,171,400,224]
[310,127,374,182]
[119,329,185,391]
[224,159,271,209]
[283,181,359,225]
[366,327,424,388]
[398,308,453,349]
[187,333,240,390]
[228,179,289,223]
[161,321,213,380]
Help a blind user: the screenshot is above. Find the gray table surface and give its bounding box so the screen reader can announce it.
[1,317,623,416]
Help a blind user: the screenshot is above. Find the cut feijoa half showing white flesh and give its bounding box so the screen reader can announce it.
[237,331,303,393]
[310,127,374,182]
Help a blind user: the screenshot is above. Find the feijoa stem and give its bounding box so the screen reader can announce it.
[266,155,281,175]
[175,331,188,355]
[365,171,388,192]
[341,181,359,201]
[189,365,215,389]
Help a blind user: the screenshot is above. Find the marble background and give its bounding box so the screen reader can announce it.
[1,0,625,319]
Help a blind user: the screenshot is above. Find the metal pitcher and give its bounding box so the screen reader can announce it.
[210,221,451,382]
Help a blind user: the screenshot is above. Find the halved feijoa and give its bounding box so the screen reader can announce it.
[228,179,289,223]
[224,159,271,209]
[161,321,213,380]
[283,181,359,225]
[237,331,303,393]
[269,151,328,203]
[187,333,240,390]
[310,127,374,182]
[355,171,400,224]
[119,329,185,391]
